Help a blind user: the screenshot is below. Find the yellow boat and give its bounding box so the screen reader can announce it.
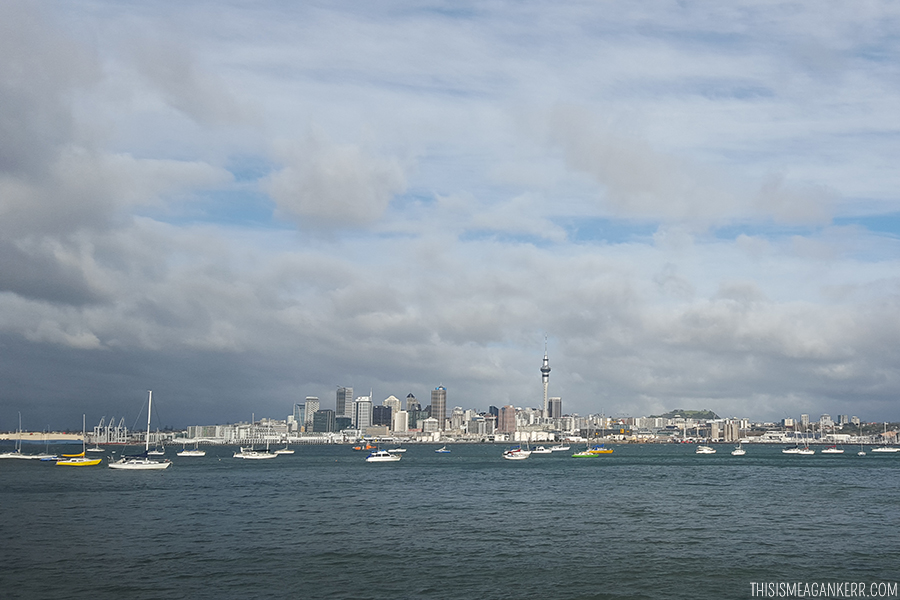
[57,415,102,466]
[57,451,102,467]
[572,444,614,457]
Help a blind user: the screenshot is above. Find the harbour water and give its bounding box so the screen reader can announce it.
[1,443,898,599]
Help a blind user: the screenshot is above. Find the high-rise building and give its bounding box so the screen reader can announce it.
[541,343,551,418]
[499,405,516,433]
[293,403,305,430]
[548,397,562,419]
[372,405,392,426]
[383,395,401,414]
[313,409,336,433]
[450,406,465,430]
[304,397,320,428]
[336,387,353,418]
[431,386,447,430]
[353,397,373,430]
[800,414,810,428]
[392,410,409,433]
[406,393,420,411]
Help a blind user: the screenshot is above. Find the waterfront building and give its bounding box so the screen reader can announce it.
[450,406,465,430]
[422,417,439,434]
[499,405,516,433]
[336,387,353,419]
[293,403,305,430]
[383,395,401,414]
[392,410,409,433]
[313,409,336,433]
[800,414,810,428]
[548,397,562,419]
[304,397,320,429]
[431,386,447,430]
[353,397,373,430]
[372,405,392,427]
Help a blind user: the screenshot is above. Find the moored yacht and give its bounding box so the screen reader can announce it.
[108,392,172,470]
[502,446,531,460]
[366,449,401,462]
[696,445,716,454]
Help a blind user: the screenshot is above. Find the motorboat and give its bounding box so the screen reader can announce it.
[782,446,803,454]
[821,445,844,454]
[695,445,716,454]
[435,446,451,453]
[273,444,295,455]
[530,446,552,454]
[366,449,401,462]
[731,444,746,456]
[549,444,570,452]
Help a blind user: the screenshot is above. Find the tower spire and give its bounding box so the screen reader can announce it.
[541,337,551,419]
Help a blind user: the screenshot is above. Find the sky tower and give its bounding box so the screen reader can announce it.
[541,339,551,418]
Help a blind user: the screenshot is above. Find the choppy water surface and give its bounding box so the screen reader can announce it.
[1,443,898,599]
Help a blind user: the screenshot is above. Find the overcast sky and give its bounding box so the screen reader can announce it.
[2,1,899,431]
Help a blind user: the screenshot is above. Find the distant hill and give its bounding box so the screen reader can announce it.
[649,409,719,420]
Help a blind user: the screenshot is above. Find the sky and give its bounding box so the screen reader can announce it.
[2,0,900,431]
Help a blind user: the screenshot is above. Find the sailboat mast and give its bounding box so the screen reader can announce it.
[145,390,152,452]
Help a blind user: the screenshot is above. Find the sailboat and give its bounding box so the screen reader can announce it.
[0,412,28,459]
[176,441,206,457]
[731,443,746,456]
[56,415,103,466]
[273,438,294,455]
[108,391,172,470]
[857,422,867,456]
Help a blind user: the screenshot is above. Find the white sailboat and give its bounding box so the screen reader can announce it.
[858,422,866,456]
[0,413,27,459]
[176,441,206,457]
[273,441,294,455]
[731,443,746,456]
[108,391,172,470]
[502,445,531,460]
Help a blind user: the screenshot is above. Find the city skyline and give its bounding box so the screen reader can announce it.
[2,2,900,431]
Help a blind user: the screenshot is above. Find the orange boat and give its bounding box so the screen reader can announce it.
[352,443,377,451]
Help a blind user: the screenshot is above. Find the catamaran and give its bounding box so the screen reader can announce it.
[108,391,172,470]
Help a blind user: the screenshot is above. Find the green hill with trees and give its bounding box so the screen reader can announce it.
[649,409,719,420]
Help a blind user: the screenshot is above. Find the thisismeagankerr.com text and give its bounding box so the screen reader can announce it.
[751,582,898,598]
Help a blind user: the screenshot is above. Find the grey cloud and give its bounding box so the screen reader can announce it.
[265,135,407,229]
[0,239,104,306]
